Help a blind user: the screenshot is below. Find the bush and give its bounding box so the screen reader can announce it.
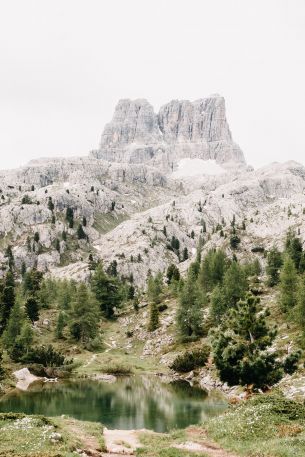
[22,345,71,367]
[170,346,210,373]
[100,363,133,375]
[283,351,301,375]
[158,303,168,312]
[251,246,265,253]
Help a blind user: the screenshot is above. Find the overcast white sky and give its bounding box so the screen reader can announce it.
[0,0,304,169]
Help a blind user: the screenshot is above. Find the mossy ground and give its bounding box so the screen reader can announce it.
[0,412,105,456]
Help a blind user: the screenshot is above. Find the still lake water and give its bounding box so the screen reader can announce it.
[0,376,227,432]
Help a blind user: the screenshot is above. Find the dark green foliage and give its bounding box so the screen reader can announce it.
[297,276,305,333]
[170,346,210,372]
[4,245,14,270]
[107,260,118,277]
[182,247,189,261]
[266,246,283,286]
[230,233,241,249]
[82,216,87,226]
[2,302,24,351]
[23,268,43,296]
[285,230,303,270]
[198,249,228,292]
[171,236,180,251]
[21,261,26,277]
[25,296,39,322]
[211,294,282,389]
[55,311,66,339]
[77,223,86,240]
[280,256,298,311]
[0,351,5,380]
[111,201,115,211]
[91,263,123,319]
[23,345,66,367]
[147,272,163,305]
[176,269,205,341]
[55,238,60,252]
[283,351,301,375]
[210,285,227,323]
[0,271,15,333]
[166,264,180,284]
[47,197,54,211]
[147,302,159,332]
[70,283,100,343]
[21,194,32,204]
[34,231,40,243]
[66,206,74,228]
[222,260,247,308]
[62,230,67,241]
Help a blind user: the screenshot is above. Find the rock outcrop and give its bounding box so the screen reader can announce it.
[91,94,246,168]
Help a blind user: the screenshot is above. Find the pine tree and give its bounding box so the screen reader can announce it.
[222,260,247,308]
[147,273,163,305]
[0,350,5,380]
[25,296,39,322]
[91,263,123,319]
[266,246,283,286]
[0,271,15,333]
[55,311,66,339]
[285,230,303,270]
[82,216,87,227]
[210,285,227,323]
[176,270,204,341]
[166,264,180,284]
[77,224,86,240]
[211,293,283,389]
[3,302,24,351]
[147,302,159,332]
[18,321,34,353]
[280,256,298,311]
[47,197,54,211]
[66,207,74,228]
[4,245,14,270]
[297,276,305,333]
[182,247,189,261]
[69,283,100,343]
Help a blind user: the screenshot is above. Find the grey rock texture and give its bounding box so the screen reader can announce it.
[91,94,246,168]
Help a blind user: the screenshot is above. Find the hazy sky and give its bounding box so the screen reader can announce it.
[0,0,304,169]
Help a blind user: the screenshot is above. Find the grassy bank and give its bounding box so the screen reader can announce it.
[0,412,105,456]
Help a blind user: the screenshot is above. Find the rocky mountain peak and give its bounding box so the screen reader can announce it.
[91,95,246,168]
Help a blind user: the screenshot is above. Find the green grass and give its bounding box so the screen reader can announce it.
[0,413,105,457]
[136,430,208,457]
[93,212,129,234]
[204,394,305,456]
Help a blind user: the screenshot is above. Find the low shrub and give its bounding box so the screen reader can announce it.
[170,346,210,373]
[101,363,133,376]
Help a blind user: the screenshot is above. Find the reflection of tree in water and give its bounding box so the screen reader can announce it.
[0,377,227,432]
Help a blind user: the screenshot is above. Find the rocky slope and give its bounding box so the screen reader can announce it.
[0,96,304,284]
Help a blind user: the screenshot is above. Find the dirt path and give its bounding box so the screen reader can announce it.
[102,428,141,455]
[65,418,103,457]
[179,426,237,457]
[64,421,237,457]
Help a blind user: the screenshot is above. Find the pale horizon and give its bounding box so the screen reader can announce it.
[1,0,304,170]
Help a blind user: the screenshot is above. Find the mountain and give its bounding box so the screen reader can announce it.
[0,96,304,285]
[90,95,246,170]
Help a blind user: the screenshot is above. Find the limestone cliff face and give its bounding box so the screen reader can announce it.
[91,95,245,167]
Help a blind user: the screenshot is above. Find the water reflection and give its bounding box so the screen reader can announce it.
[0,376,227,432]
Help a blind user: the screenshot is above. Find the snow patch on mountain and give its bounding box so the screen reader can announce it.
[171,158,225,178]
